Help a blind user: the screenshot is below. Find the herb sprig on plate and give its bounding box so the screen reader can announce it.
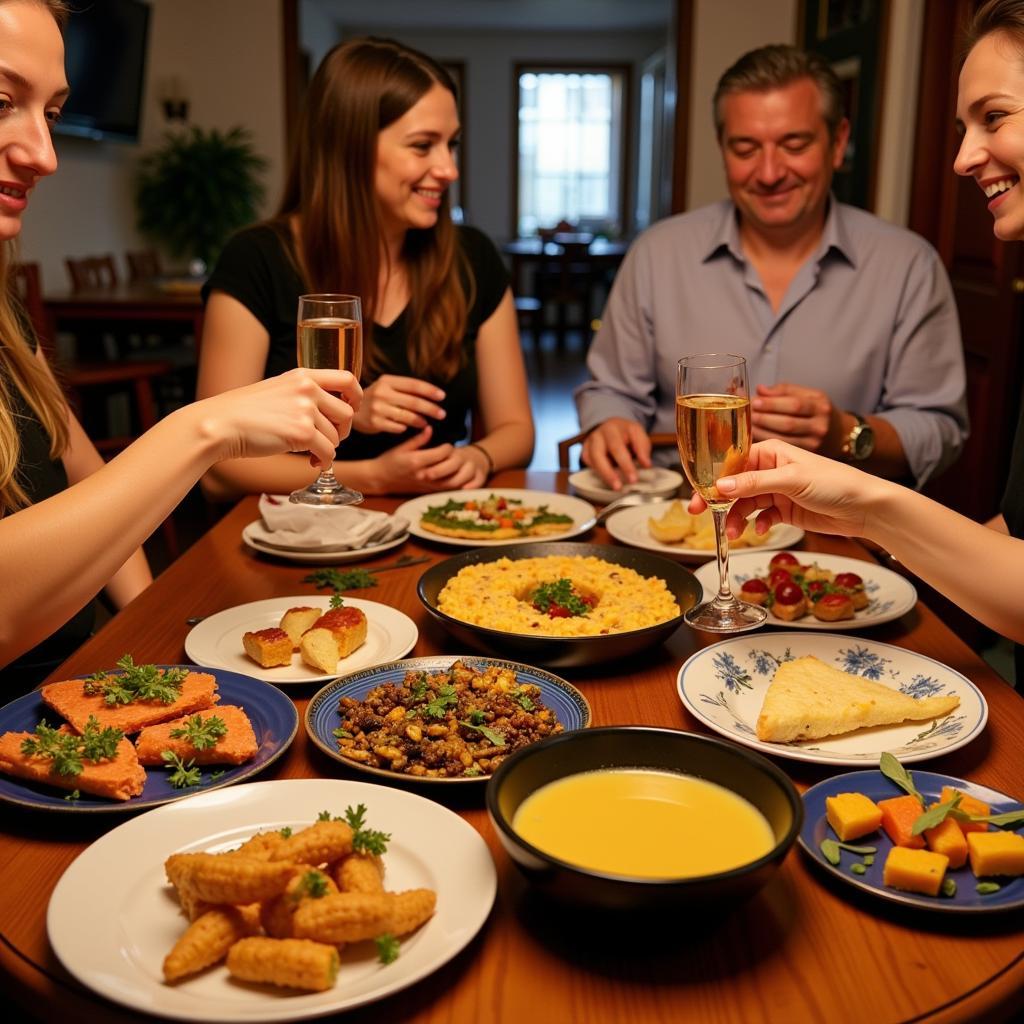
[21,716,123,776]
[84,654,188,706]
[169,714,227,751]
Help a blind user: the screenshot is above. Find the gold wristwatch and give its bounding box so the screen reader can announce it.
[842,413,875,461]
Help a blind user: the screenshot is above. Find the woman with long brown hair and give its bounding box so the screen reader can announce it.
[197,36,533,498]
[0,0,359,686]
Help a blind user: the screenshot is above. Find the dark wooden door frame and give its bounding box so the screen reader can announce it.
[669,0,694,213]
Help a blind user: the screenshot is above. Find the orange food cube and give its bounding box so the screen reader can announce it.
[923,813,969,869]
[940,787,990,834]
[967,831,1024,878]
[878,794,926,849]
[825,792,882,842]
[882,846,949,896]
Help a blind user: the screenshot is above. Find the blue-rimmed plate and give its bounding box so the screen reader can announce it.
[677,633,987,765]
[799,769,1024,913]
[0,667,297,813]
[306,655,591,784]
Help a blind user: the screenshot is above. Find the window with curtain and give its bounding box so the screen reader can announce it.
[515,68,626,238]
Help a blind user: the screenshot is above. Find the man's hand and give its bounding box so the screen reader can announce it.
[750,382,846,456]
[580,418,653,490]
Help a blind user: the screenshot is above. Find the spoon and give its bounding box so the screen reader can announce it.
[595,492,672,525]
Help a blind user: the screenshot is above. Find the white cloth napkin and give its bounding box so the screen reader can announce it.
[253,494,409,550]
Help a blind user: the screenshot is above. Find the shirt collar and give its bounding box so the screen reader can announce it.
[703,194,857,268]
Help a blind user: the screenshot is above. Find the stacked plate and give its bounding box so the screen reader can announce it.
[242,518,409,564]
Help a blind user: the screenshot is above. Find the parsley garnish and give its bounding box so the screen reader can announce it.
[279,826,294,838]
[511,688,536,712]
[467,709,485,725]
[333,727,353,739]
[375,933,400,964]
[345,803,391,855]
[170,714,227,751]
[408,673,429,704]
[209,769,226,782]
[530,579,592,617]
[295,870,329,900]
[162,750,201,788]
[463,765,483,777]
[423,685,458,719]
[329,593,345,609]
[84,654,187,705]
[21,716,124,776]
[303,568,378,591]
[64,789,81,802]
[459,719,506,747]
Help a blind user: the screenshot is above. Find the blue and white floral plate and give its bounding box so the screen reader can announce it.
[676,634,987,765]
[691,552,916,629]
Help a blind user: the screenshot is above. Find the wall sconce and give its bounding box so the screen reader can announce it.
[160,76,189,123]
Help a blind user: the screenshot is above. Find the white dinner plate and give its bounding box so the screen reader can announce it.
[185,596,418,685]
[692,551,917,629]
[395,488,596,547]
[568,466,684,505]
[605,503,805,562]
[677,632,987,766]
[242,521,409,565]
[47,778,497,1023]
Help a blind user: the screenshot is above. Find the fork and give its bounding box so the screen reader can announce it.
[595,492,672,525]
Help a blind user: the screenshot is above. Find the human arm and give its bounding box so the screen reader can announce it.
[0,368,358,666]
[694,439,1024,644]
[750,382,909,478]
[415,289,534,490]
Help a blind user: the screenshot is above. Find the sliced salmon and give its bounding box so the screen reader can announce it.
[134,705,258,766]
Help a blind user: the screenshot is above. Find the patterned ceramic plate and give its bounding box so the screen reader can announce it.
[676,633,987,765]
[691,551,916,627]
[800,770,1024,914]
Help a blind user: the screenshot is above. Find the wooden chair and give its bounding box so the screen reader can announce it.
[557,430,676,471]
[125,249,162,283]
[65,254,119,291]
[12,262,178,556]
[535,240,597,347]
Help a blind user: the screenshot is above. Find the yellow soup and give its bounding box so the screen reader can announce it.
[512,768,775,879]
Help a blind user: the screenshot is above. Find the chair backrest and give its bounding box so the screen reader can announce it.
[10,261,55,355]
[125,249,162,283]
[65,254,119,291]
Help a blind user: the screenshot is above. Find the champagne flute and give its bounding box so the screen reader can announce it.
[289,294,363,506]
[676,353,767,632]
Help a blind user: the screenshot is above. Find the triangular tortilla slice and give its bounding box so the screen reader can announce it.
[756,656,960,743]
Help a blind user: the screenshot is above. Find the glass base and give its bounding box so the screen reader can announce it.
[289,481,363,506]
[684,598,767,634]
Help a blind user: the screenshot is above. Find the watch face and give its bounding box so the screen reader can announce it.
[853,425,875,459]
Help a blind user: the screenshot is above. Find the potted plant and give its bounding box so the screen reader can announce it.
[135,125,266,272]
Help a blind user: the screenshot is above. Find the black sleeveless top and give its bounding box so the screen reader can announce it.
[1001,403,1024,686]
[1,352,94,692]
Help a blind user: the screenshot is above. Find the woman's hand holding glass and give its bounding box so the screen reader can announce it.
[353,374,447,434]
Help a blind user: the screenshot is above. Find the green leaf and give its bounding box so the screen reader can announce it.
[879,752,923,802]
[303,568,377,591]
[976,881,1002,895]
[169,714,227,751]
[973,809,1024,829]
[850,863,867,875]
[941,877,957,898]
[375,933,400,964]
[161,750,201,788]
[911,793,962,836]
[64,789,80,802]
[345,803,391,855]
[459,719,506,747]
[279,826,293,838]
[83,655,187,706]
[820,839,841,865]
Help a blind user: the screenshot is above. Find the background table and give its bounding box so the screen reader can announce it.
[1,470,1022,1024]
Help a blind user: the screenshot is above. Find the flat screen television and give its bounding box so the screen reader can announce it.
[56,0,151,143]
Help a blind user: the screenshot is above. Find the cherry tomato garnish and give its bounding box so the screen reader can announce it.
[819,593,852,608]
[769,569,794,588]
[774,581,804,605]
[769,552,800,569]
[834,573,863,589]
[741,578,769,594]
[806,580,827,597]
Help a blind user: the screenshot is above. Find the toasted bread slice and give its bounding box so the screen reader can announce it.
[243,627,292,668]
[299,606,368,673]
[41,671,219,735]
[756,655,960,743]
[135,705,258,766]
[0,727,146,801]
[279,607,322,649]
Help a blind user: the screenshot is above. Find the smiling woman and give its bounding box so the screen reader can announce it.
[197,37,535,501]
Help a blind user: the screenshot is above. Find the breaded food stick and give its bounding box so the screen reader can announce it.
[228,831,287,861]
[269,821,354,866]
[163,906,258,982]
[292,891,391,943]
[334,851,384,894]
[226,937,340,992]
[261,868,338,939]
[174,853,295,904]
[386,888,437,936]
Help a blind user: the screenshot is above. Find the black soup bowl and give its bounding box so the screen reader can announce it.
[417,541,701,668]
[486,726,802,911]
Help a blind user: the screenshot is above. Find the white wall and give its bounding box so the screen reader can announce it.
[326,26,666,243]
[20,0,286,291]
[686,0,798,210]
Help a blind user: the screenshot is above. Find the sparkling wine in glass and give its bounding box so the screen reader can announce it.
[289,294,363,506]
[676,353,767,632]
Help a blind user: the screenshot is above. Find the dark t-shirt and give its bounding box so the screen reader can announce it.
[1000,402,1024,685]
[203,223,510,460]
[2,348,94,691]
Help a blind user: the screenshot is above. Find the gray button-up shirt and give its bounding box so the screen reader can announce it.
[575,199,969,486]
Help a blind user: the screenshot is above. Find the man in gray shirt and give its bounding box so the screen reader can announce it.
[575,45,968,491]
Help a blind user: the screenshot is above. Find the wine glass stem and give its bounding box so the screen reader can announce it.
[712,505,734,606]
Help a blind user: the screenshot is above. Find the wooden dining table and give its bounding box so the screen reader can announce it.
[1,469,1022,1024]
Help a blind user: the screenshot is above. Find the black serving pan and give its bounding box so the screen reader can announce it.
[416,541,700,668]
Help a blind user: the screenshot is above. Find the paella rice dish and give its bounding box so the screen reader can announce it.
[334,660,564,778]
[436,554,680,637]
